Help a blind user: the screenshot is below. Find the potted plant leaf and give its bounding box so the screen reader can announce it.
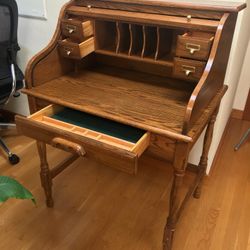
[0,176,35,204]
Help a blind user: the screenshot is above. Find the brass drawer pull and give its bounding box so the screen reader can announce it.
[65,25,77,34]
[186,43,201,54]
[182,65,196,76]
[64,47,73,56]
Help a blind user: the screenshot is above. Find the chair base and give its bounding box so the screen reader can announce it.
[234,128,250,151]
[0,138,20,165]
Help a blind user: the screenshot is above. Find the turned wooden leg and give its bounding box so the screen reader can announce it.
[193,109,218,199]
[163,143,189,250]
[163,170,185,250]
[37,141,54,207]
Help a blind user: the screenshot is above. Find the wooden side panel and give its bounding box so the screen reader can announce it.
[147,134,176,162]
[25,1,75,89]
[182,13,237,133]
[31,48,74,87]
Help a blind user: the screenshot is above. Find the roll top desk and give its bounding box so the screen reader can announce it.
[16,1,246,249]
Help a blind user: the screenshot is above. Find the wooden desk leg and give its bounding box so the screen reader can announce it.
[37,141,54,207]
[163,142,190,250]
[193,109,218,199]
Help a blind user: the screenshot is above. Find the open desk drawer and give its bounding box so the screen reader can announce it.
[16,105,150,174]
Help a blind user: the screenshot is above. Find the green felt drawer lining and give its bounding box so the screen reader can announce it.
[51,108,145,143]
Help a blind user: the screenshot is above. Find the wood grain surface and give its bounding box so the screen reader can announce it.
[74,0,246,12]
[67,6,220,32]
[76,0,246,12]
[75,0,225,20]
[182,13,236,133]
[23,66,194,141]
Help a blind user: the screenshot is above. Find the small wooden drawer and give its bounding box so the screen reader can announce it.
[16,105,150,174]
[61,18,93,42]
[58,37,95,59]
[176,31,214,60]
[173,57,206,81]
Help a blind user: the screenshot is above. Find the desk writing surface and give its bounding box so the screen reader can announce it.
[24,66,194,136]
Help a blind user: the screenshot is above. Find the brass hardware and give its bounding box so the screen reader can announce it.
[64,47,73,56]
[181,65,196,76]
[65,25,76,34]
[87,5,92,10]
[186,43,201,54]
[187,15,192,22]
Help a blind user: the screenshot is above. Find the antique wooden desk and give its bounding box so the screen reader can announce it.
[16,1,245,249]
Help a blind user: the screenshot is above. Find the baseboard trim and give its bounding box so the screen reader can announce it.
[231,109,244,120]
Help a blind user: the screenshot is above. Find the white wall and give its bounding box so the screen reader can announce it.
[4,0,69,116]
[233,39,250,110]
[4,0,250,173]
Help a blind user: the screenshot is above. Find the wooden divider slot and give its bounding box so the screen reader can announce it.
[116,22,130,54]
[129,24,143,56]
[95,20,117,52]
[142,26,158,59]
[94,21,176,67]
[155,27,173,61]
[41,116,74,130]
[72,127,87,135]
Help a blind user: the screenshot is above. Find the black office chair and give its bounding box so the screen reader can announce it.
[0,0,24,165]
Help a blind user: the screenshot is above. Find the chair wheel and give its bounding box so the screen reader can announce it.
[14,92,21,98]
[8,154,20,165]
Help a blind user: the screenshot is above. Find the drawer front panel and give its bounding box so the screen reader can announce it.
[58,37,95,59]
[173,57,206,81]
[16,105,150,174]
[61,19,93,42]
[176,32,214,60]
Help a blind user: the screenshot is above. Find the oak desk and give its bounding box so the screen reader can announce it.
[16,1,245,249]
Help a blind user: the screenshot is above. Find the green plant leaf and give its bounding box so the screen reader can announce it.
[0,176,36,204]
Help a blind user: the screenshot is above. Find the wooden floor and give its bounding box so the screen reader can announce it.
[0,118,249,250]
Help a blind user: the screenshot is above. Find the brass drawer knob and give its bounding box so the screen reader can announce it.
[87,5,92,10]
[65,25,76,34]
[182,65,196,76]
[187,15,192,22]
[64,47,73,56]
[186,43,201,55]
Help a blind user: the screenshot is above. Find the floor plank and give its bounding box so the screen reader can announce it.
[0,118,249,250]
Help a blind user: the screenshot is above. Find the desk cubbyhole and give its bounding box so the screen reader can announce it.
[155,28,174,61]
[129,24,143,56]
[142,26,157,59]
[95,20,117,52]
[116,22,130,54]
